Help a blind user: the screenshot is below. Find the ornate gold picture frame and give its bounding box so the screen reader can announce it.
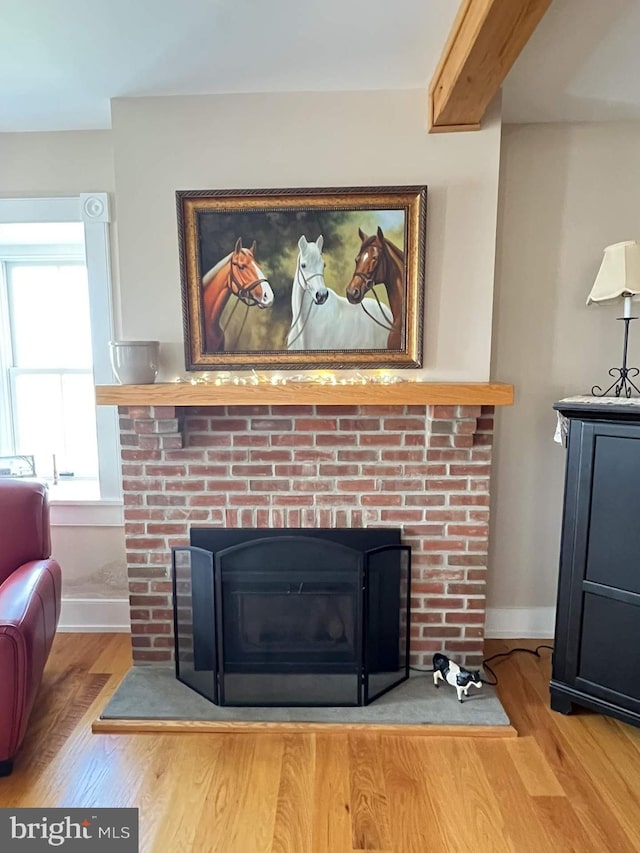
[177,185,426,370]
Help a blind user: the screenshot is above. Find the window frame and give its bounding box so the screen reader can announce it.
[3,255,97,481]
[0,196,122,519]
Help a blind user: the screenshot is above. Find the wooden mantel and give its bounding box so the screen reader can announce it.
[95,382,514,408]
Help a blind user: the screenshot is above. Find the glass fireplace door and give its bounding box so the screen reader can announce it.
[222,572,359,670]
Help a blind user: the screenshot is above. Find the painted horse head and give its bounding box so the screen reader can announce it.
[227,238,274,308]
[201,238,273,352]
[346,226,388,305]
[296,235,328,305]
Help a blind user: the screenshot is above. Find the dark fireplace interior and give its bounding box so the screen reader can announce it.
[172,528,410,707]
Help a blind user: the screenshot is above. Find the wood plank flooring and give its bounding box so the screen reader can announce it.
[3,634,640,852]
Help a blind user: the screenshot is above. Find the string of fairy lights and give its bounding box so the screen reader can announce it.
[172,371,416,387]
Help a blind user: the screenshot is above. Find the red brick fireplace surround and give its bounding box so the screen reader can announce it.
[97,383,513,669]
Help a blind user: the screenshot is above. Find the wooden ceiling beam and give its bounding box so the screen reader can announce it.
[429,0,553,133]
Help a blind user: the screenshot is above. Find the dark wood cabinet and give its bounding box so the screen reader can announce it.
[552,398,640,727]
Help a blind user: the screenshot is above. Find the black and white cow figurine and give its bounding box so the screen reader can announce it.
[433,653,483,702]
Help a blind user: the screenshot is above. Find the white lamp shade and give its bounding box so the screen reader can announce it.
[587,241,640,305]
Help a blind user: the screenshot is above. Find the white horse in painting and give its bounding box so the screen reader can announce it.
[286,235,393,350]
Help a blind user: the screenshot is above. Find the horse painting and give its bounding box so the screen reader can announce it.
[346,227,405,350]
[287,235,393,351]
[201,238,273,352]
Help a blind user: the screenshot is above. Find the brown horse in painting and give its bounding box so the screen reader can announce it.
[201,238,274,352]
[346,227,404,350]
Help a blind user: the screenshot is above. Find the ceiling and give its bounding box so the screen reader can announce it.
[0,0,457,132]
[2,0,640,132]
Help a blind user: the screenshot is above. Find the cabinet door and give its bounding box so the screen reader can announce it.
[555,418,640,712]
[585,428,640,593]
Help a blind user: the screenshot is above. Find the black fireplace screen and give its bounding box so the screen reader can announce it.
[172,529,410,707]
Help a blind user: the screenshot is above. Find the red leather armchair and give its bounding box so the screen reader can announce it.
[0,480,61,777]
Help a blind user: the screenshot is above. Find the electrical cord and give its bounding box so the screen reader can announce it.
[481,644,553,686]
[409,644,554,687]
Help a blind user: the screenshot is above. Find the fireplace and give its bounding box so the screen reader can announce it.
[172,528,410,706]
[103,400,498,669]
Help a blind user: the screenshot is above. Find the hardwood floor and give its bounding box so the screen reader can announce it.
[3,634,640,852]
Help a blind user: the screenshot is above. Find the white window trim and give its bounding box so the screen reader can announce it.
[0,195,122,525]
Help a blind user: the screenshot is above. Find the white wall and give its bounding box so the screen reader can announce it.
[110,90,502,380]
[0,130,128,608]
[0,131,114,196]
[51,525,127,597]
[488,121,640,630]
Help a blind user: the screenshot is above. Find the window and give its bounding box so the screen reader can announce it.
[0,197,120,507]
[0,224,98,482]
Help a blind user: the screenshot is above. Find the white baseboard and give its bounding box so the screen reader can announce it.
[485,606,555,639]
[58,597,130,632]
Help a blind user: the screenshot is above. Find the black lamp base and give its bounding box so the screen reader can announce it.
[592,367,640,398]
[592,316,640,398]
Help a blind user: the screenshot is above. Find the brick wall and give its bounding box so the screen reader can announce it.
[118,403,494,667]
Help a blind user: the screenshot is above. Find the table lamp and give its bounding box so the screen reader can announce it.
[588,240,640,397]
